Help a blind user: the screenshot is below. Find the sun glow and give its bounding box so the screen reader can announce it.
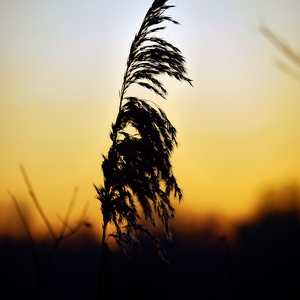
[1,0,300,241]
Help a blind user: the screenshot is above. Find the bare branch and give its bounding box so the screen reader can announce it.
[20,165,56,239]
[8,190,41,277]
[260,24,300,68]
[57,186,79,239]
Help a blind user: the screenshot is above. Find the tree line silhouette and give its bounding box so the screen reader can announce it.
[2,183,300,299]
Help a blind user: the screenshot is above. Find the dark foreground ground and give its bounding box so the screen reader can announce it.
[1,196,300,299]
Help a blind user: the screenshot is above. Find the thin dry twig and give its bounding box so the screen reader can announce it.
[56,201,90,239]
[260,24,300,67]
[20,165,57,239]
[9,166,91,300]
[260,23,300,82]
[57,186,79,238]
[8,190,42,276]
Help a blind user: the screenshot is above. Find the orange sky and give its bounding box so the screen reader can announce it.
[1,0,300,238]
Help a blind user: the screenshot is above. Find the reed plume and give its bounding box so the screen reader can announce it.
[95,0,192,261]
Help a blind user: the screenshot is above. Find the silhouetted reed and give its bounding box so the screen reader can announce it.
[94,0,192,298]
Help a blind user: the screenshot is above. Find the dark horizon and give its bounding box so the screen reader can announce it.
[2,185,300,299]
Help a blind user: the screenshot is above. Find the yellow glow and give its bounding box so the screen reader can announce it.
[1,0,300,238]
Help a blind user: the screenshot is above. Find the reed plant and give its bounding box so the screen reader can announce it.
[94,0,192,298]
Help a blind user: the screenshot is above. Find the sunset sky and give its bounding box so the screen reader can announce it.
[1,0,300,237]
